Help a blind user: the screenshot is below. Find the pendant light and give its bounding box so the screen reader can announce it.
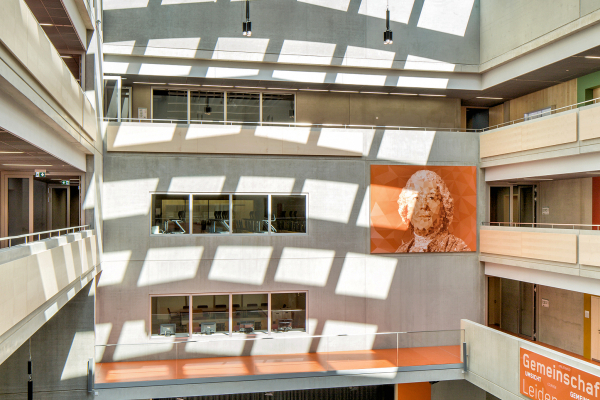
[242,0,252,37]
[384,2,393,45]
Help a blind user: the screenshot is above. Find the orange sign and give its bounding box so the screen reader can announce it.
[520,348,600,400]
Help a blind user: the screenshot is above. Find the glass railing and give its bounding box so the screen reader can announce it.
[95,329,463,377]
[482,222,600,230]
[103,117,479,132]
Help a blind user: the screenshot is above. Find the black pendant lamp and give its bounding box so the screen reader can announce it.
[242,0,252,37]
[384,5,393,45]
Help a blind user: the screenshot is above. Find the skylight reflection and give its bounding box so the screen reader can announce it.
[358,0,416,24]
[417,0,475,36]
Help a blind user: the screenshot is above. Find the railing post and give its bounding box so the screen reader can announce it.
[462,341,468,373]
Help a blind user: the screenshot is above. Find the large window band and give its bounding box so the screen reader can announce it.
[151,292,307,337]
[151,193,307,235]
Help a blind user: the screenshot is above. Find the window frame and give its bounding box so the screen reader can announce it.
[149,192,308,237]
[150,87,296,124]
[149,291,309,339]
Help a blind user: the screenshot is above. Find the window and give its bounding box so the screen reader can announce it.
[192,195,229,234]
[524,107,552,121]
[232,195,269,234]
[271,292,306,332]
[227,92,260,122]
[151,292,307,337]
[232,293,268,333]
[153,89,188,121]
[149,88,295,123]
[262,94,295,123]
[272,195,306,233]
[151,296,190,337]
[150,194,307,235]
[190,91,224,122]
[152,194,189,234]
[192,295,229,335]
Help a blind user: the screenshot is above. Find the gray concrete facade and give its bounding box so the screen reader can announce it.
[97,128,484,362]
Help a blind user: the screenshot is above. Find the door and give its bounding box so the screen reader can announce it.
[519,282,535,339]
[1,173,33,244]
[48,185,70,230]
[122,86,132,121]
[592,296,600,362]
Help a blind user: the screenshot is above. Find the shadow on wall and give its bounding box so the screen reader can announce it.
[102,0,479,70]
[95,129,481,362]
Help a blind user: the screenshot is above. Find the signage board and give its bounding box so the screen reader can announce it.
[61,180,70,185]
[520,348,600,400]
[34,172,46,178]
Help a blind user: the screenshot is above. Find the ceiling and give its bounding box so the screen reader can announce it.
[116,44,600,109]
[0,129,83,175]
[23,0,84,81]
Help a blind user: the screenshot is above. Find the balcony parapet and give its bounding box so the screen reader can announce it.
[0,228,100,365]
[480,100,600,168]
[462,320,600,400]
[480,224,600,278]
[105,119,477,158]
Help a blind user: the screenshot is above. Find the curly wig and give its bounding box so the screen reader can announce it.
[397,170,454,231]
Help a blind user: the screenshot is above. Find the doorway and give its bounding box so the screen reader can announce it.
[48,184,80,230]
[489,184,537,225]
[488,277,536,340]
[1,173,34,244]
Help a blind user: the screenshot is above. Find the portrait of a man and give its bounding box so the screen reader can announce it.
[370,165,476,254]
[395,170,470,253]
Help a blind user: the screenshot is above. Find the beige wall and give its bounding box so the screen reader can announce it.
[131,84,152,119]
[538,178,593,225]
[296,92,461,128]
[481,0,600,66]
[508,80,577,121]
[489,104,504,127]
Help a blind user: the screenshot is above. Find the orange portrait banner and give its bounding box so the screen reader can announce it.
[520,348,600,400]
[370,165,476,254]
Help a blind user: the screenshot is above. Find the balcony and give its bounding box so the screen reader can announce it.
[93,330,464,399]
[480,99,600,168]
[480,224,600,279]
[105,119,474,158]
[462,320,600,400]
[0,226,99,365]
[0,0,97,142]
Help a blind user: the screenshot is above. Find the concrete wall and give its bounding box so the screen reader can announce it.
[537,285,584,355]
[538,178,592,225]
[480,0,600,67]
[0,281,95,400]
[97,128,484,362]
[431,380,487,400]
[103,0,480,71]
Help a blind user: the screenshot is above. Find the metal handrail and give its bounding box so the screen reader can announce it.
[483,96,600,131]
[482,222,600,229]
[103,117,480,133]
[97,328,463,347]
[0,225,90,248]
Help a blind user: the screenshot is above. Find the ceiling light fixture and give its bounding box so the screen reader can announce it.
[383,2,393,45]
[419,94,445,97]
[330,90,359,93]
[360,91,388,94]
[585,56,600,59]
[476,96,503,100]
[235,86,266,89]
[298,89,328,92]
[0,151,24,154]
[242,0,252,37]
[203,85,233,88]
[133,82,166,85]
[3,164,52,167]
[267,88,298,91]
[391,93,418,96]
